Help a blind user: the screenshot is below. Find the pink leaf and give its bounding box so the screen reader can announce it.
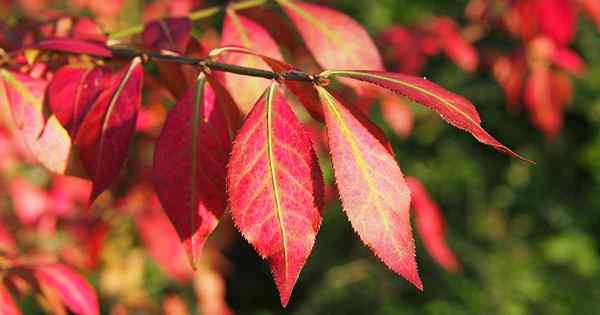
[227,83,323,306]
[317,86,422,290]
[0,70,72,173]
[277,0,383,92]
[32,264,99,315]
[75,59,144,203]
[0,282,21,315]
[380,94,414,138]
[9,177,49,225]
[31,38,112,57]
[406,177,460,272]
[153,77,230,266]
[48,66,107,137]
[220,10,284,113]
[552,47,587,75]
[322,70,532,162]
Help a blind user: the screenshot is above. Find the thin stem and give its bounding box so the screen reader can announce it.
[231,0,268,11]
[110,47,316,83]
[109,0,269,41]
[204,61,278,80]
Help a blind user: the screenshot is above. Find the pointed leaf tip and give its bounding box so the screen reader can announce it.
[227,83,324,306]
[322,70,534,163]
[153,77,230,267]
[406,177,461,273]
[317,86,422,290]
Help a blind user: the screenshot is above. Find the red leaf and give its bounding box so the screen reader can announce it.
[492,54,526,111]
[427,17,479,72]
[227,83,323,306]
[406,177,460,273]
[380,94,414,138]
[322,70,532,162]
[379,25,431,75]
[0,282,21,315]
[317,86,422,290]
[32,264,99,315]
[75,59,144,203]
[552,47,586,75]
[278,0,383,71]
[0,70,72,173]
[135,195,193,283]
[153,77,230,266]
[9,177,49,225]
[0,219,17,256]
[31,38,112,57]
[48,66,107,137]
[72,17,107,42]
[142,17,193,98]
[205,73,243,132]
[142,17,192,54]
[220,10,283,113]
[537,0,576,46]
[524,67,562,137]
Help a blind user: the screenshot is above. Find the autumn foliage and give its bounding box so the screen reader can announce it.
[3,0,594,313]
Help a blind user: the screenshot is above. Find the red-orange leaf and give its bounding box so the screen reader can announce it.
[277,0,383,82]
[406,177,460,272]
[322,70,532,162]
[0,282,20,315]
[0,69,72,173]
[227,82,323,306]
[48,66,106,137]
[153,76,230,267]
[317,86,422,290]
[220,10,283,113]
[32,263,99,315]
[75,59,143,203]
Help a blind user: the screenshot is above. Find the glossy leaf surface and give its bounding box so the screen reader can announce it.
[75,59,143,203]
[228,83,323,306]
[48,66,106,137]
[153,78,230,266]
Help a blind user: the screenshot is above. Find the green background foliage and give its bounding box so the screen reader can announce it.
[217,1,600,314]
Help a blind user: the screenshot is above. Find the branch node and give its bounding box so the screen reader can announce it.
[313,75,330,86]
